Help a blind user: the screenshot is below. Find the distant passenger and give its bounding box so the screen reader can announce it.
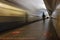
[42,12,45,20]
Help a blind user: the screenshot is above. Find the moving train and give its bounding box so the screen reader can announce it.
[52,8,60,38]
[0,3,28,32]
[0,3,40,32]
[54,9,60,38]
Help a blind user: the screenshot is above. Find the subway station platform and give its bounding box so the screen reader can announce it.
[0,18,59,40]
[0,0,60,40]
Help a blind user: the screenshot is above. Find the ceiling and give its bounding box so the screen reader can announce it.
[0,0,60,15]
[0,0,46,13]
[44,0,60,15]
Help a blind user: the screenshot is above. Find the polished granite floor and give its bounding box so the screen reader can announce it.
[0,18,59,40]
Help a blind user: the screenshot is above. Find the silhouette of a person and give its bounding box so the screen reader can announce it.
[42,12,45,20]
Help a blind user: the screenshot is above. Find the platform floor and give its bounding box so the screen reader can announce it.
[0,18,59,40]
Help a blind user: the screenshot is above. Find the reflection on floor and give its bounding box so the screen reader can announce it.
[0,18,59,40]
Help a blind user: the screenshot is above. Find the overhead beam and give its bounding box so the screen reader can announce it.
[43,0,60,16]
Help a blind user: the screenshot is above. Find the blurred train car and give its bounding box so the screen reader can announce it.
[0,3,27,32]
[0,2,41,32]
[55,9,60,38]
[52,8,60,38]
